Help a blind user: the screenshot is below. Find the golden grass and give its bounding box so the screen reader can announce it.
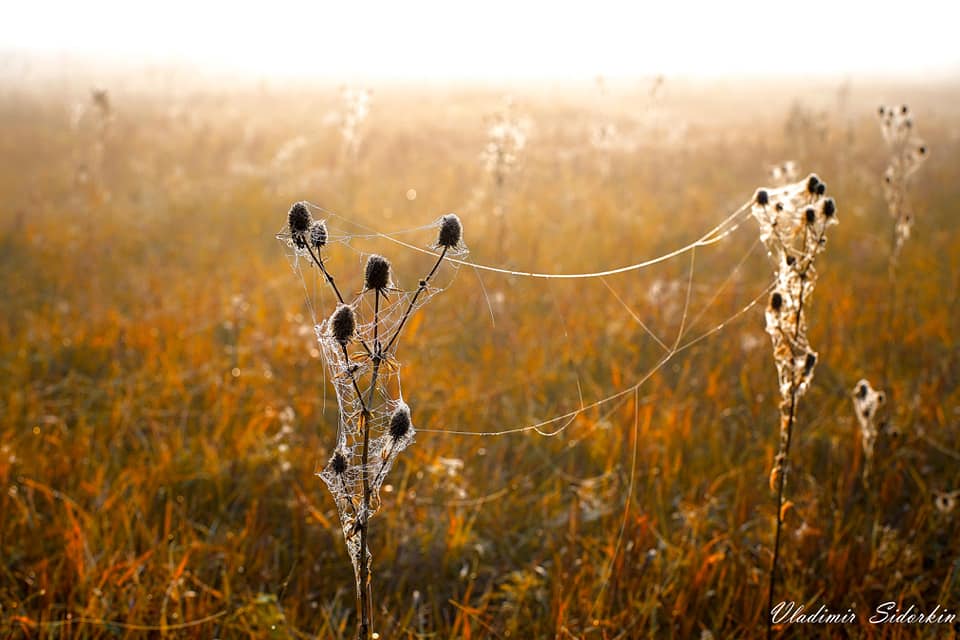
[1,76,959,638]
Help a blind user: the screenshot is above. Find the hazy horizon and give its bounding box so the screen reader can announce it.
[3,1,959,82]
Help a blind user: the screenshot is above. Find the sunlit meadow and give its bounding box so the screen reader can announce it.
[1,58,959,639]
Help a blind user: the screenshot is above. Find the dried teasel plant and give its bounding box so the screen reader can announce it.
[278,204,464,639]
[339,86,372,162]
[878,104,927,267]
[878,104,928,377]
[851,378,887,485]
[751,174,838,638]
[481,97,528,260]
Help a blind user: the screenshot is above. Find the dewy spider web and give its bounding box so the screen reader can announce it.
[277,174,831,620]
[312,186,769,442]
[278,205,468,590]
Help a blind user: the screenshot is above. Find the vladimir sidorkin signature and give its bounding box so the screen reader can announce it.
[772,601,957,626]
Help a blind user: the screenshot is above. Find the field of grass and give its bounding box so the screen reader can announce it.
[1,73,959,638]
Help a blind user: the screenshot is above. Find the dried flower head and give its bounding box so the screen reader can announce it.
[822,198,836,218]
[805,207,816,224]
[309,220,328,248]
[437,214,463,249]
[851,378,886,482]
[288,202,312,234]
[806,174,821,195]
[803,352,816,377]
[756,189,770,206]
[330,304,356,344]
[770,292,783,312]
[389,404,412,442]
[364,254,392,292]
[331,451,348,475]
[934,491,957,514]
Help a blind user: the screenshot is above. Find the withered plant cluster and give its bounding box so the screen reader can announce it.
[878,104,927,266]
[851,378,887,484]
[279,203,464,639]
[751,174,838,637]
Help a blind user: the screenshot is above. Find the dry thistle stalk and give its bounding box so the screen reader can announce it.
[278,204,464,640]
[340,86,372,161]
[878,104,927,266]
[752,175,838,638]
[481,97,527,259]
[851,379,887,485]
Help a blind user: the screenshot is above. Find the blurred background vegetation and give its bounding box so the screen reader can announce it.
[1,70,959,638]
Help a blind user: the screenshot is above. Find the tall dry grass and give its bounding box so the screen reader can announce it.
[1,76,959,638]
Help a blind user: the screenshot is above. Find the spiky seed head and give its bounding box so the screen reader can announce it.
[816,182,826,196]
[756,189,769,206]
[330,304,355,344]
[288,202,312,234]
[935,492,956,514]
[805,207,816,224]
[803,352,817,376]
[437,214,463,248]
[856,382,868,399]
[806,174,821,195]
[388,404,412,442]
[309,220,328,248]
[331,451,348,475]
[364,254,391,292]
[822,198,836,218]
[770,292,783,312]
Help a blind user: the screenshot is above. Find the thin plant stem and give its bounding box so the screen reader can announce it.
[384,247,447,354]
[766,391,799,640]
[306,244,373,357]
[357,289,382,640]
[766,225,810,639]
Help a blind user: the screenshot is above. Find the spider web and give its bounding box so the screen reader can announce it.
[276,174,832,617]
[278,205,468,588]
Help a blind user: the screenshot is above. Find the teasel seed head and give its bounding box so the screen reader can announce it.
[388,404,412,442]
[331,451,348,475]
[437,213,463,248]
[330,304,355,344]
[803,352,817,376]
[770,291,783,312]
[822,198,836,218]
[288,202,312,234]
[309,220,328,248]
[364,254,392,292]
